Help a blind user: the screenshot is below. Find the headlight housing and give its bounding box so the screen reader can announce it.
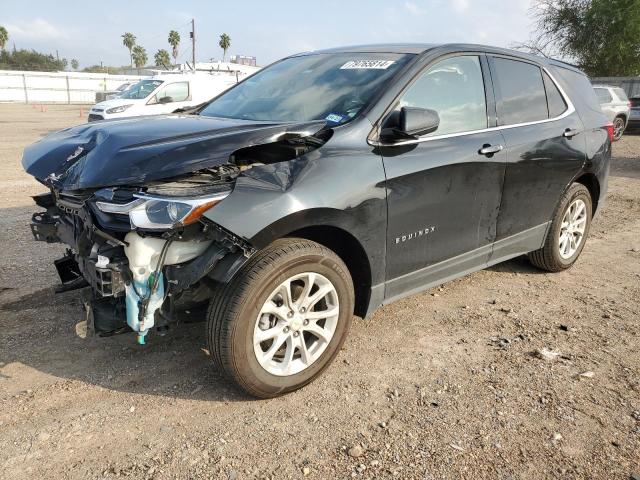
[106,104,133,114]
[96,191,229,229]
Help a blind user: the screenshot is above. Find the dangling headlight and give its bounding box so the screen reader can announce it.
[96,191,230,229]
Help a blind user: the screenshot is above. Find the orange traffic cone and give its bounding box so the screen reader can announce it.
[79,107,84,118]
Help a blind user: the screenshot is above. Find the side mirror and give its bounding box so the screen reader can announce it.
[158,96,173,104]
[398,107,440,137]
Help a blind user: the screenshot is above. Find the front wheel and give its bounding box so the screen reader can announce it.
[528,183,592,272]
[206,238,354,398]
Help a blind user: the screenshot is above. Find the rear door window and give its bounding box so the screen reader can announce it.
[491,57,548,125]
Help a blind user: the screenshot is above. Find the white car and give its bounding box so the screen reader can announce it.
[88,74,241,122]
[593,85,631,140]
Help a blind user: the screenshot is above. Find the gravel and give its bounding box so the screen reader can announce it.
[1,105,639,479]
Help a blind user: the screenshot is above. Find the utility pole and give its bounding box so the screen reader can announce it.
[190,18,196,71]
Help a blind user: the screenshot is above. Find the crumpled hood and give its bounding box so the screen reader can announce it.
[22,114,326,190]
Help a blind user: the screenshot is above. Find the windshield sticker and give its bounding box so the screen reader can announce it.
[325,113,343,123]
[340,60,395,70]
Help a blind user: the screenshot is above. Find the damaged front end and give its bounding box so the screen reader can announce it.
[24,115,330,344]
[31,166,251,343]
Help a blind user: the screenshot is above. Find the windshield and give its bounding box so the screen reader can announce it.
[119,80,163,100]
[200,53,414,125]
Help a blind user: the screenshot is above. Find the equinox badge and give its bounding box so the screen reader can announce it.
[395,226,436,244]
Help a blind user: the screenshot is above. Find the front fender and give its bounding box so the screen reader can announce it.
[203,138,387,286]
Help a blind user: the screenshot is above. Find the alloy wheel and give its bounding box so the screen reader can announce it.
[558,198,587,259]
[613,118,625,140]
[253,272,339,376]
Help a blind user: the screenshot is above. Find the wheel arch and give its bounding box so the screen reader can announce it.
[249,209,375,318]
[288,225,372,318]
[574,172,601,214]
[614,113,627,122]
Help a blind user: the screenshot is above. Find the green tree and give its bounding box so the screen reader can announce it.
[132,45,147,69]
[121,32,136,68]
[71,59,79,70]
[154,49,171,68]
[219,33,231,62]
[168,30,180,65]
[82,64,123,74]
[523,0,640,76]
[0,26,8,51]
[0,49,66,71]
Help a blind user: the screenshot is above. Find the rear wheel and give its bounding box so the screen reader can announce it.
[613,116,625,141]
[206,238,354,398]
[528,183,592,272]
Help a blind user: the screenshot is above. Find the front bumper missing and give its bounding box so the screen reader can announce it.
[31,212,59,243]
[29,200,248,343]
[52,252,127,297]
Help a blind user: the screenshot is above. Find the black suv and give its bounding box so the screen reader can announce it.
[23,44,611,398]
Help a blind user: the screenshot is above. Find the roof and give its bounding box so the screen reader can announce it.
[297,43,586,74]
[309,43,439,54]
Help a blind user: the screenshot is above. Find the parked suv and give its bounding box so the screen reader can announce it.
[23,44,611,398]
[593,85,630,140]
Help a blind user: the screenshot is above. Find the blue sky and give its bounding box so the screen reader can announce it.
[2,0,535,68]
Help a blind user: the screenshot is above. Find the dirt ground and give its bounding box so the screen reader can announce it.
[0,104,639,480]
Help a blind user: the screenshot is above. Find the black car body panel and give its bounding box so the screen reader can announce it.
[22,43,611,333]
[22,115,326,190]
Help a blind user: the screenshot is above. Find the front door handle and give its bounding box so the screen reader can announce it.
[563,128,579,138]
[478,144,503,156]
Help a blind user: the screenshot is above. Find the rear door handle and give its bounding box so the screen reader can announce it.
[478,144,503,156]
[563,128,579,138]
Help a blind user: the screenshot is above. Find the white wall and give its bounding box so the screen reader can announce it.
[0,70,145,104]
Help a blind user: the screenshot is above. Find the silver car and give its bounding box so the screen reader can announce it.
[593,85,631,140]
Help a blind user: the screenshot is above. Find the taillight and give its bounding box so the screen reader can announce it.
[605,122,614,143]
[628,101,632,108]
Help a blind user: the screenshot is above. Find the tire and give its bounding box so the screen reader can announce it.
[528,183,592,272]
[613,116,626,141]
[206,238,354,398]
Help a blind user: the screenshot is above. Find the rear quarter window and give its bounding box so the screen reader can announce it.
[613,87,629,102]
[543,71,568,118]
[594,88,613,104]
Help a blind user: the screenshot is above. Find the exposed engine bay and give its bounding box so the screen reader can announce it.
[27,125,330,344]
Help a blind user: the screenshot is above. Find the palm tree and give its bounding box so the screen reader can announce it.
[154,49,171,68]
[71,59,79,70]
[0,26,8,51]
[219,33,231,62]
[168,30,180,66]
[121,32,136,68]
[132,45,147,70]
